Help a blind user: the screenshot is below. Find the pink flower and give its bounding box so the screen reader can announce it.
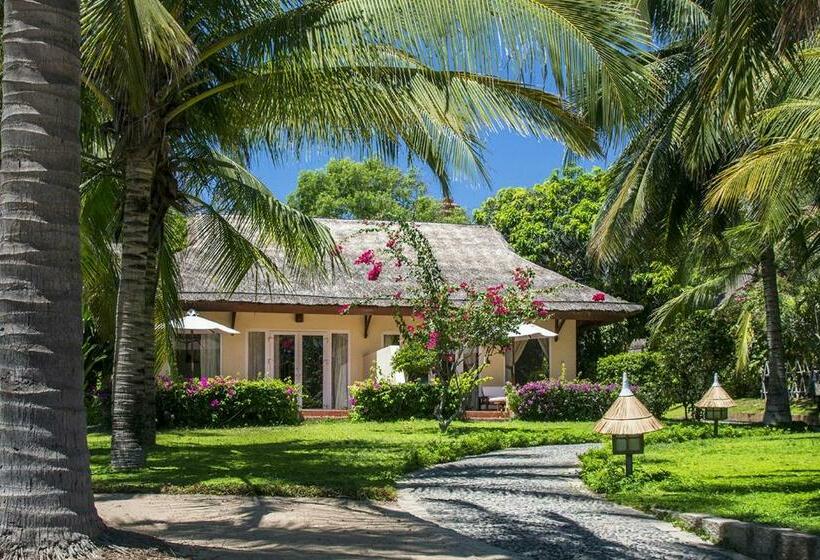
[199,378,209,388]
[394,259,402,268]
[514,267,533,290]
[425,331,440,350]
[392,290,403,299]
[285,387,295,396]
[445,353,455,362]
[386,237,397,249]
[414,311,426,321]
[338,303,351,315]
[592,292,606,302]
[406,324,415,334]
[367,261,383,281]
[209,399,221,409]
[494,304,509,316]
[532,299,549,318]
[354,249,375,265]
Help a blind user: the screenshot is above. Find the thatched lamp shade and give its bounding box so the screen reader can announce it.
[696,373,735,431]
[594,372,663,436]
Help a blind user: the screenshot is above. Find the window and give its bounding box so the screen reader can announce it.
[175,333,221,379]
[247,332,266,380]
[383,333,401,347]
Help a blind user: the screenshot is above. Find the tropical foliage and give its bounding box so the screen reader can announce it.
[288,158,469,223]
[348,379,452,421]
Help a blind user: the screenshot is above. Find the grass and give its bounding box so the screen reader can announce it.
[580,427,820,534]
[665,398,818,419]
[89,420,599,500]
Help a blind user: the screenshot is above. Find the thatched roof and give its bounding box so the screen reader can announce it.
[594,373,663,435]
[695,374,736,409]
[178,218,642,322]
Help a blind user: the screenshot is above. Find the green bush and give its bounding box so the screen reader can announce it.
[595,351,672,418]
[509,380,622,421]
[156,376,300,428]
[349,379,460,421]
[390,341,436,382]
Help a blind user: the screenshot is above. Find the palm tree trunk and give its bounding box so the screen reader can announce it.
[140,189,169,447]
[0,0,102,554]
[760,245,792,425]
[110,146,156,470]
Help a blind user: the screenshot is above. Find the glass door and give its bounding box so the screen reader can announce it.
[301,335,325,409]
[266,332,347,409]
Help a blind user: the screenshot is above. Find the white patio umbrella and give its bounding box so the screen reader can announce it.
[174,310,238,379]
[174,309,240,335]
[507,323,558,383]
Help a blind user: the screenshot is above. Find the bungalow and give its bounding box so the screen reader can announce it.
[176,219,641,409]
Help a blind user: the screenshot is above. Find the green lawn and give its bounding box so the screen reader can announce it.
[665,398,818,419]
[581,430,820,534]
[89,420,598,500]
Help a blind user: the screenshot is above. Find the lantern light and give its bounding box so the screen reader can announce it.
[594,372,662,476]
[695,373,735,436]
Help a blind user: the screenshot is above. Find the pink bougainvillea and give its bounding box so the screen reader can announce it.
[354,249,375,265]
[425,330,440,350]
[513,267,533,290]
[592,292,606,302]
[367,261,383,281]
[337,303,351,315]
[532,299,549,318]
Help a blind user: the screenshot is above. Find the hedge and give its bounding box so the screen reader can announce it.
[348,379,460,421]
[595,351,673,417]
[156,375,300,428]
[507,380,623,421]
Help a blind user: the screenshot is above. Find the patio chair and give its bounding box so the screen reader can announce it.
[478,385,507,411]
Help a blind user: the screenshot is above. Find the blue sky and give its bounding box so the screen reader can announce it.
[249,131,611,213]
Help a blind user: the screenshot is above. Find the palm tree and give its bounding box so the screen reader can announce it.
[590,0,819,425]
[82,0,650,468]
[0,0,102,554]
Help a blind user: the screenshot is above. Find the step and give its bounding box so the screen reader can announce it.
[463,410,510,421]
[300,409,350,420]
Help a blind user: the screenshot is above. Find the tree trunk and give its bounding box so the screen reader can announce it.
[139,181,170,447]
[0,0,102,554]
[760,245,792,425]
[110,146,156,470]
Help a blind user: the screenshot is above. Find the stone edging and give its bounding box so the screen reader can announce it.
[650,508,819,560]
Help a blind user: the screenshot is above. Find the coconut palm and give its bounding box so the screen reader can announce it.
[590,0,820,425]
[0,0,102,555]
[81,0,650,468]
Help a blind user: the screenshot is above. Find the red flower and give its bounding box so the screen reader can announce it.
[513,267,533,290]
[592,292,606,302]
[406,324,415,334]
[386,237,397,249]
[413,311,426,322]
[354,249,375,265]
[392,290,403,299]
[367,261,383,281]
[532,299,549,318]
[337,304,351,315]
[425,331,440,350]
[445,353,455,363]
[494,304,509,316]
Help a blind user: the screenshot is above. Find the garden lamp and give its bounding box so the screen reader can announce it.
[594,372,663,476]
[695,373,735,436]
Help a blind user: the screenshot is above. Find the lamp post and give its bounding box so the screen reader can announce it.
[594,372,663,476]
[695,373,735,436]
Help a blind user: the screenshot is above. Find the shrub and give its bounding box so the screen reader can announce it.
[509,380,623,421]
[349,379,460,421]
[390,341,436,382]
[156,375,300,428]
[595,351,672,418]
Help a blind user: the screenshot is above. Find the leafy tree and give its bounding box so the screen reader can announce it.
[288,158,469,223]
[0,0,101,554]
[474,165,606,283]
[589,1,820,425]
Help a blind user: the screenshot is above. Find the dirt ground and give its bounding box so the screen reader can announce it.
[96,493,513,559]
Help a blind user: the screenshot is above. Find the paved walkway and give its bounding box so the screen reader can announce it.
[398,444,747,560]
[97,493,514,559]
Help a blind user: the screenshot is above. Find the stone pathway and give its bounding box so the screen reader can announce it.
[97,493,514,559]
[398,444,748,560]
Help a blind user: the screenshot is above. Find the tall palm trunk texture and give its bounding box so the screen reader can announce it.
[0,0,102,555]
[760,246,792,425]
[111,145,156,469]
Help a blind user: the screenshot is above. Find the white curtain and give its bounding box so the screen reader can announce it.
[537,338,550,359]
[332,334,349,408]
[200,334,221,378]
[247,332,265,380]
